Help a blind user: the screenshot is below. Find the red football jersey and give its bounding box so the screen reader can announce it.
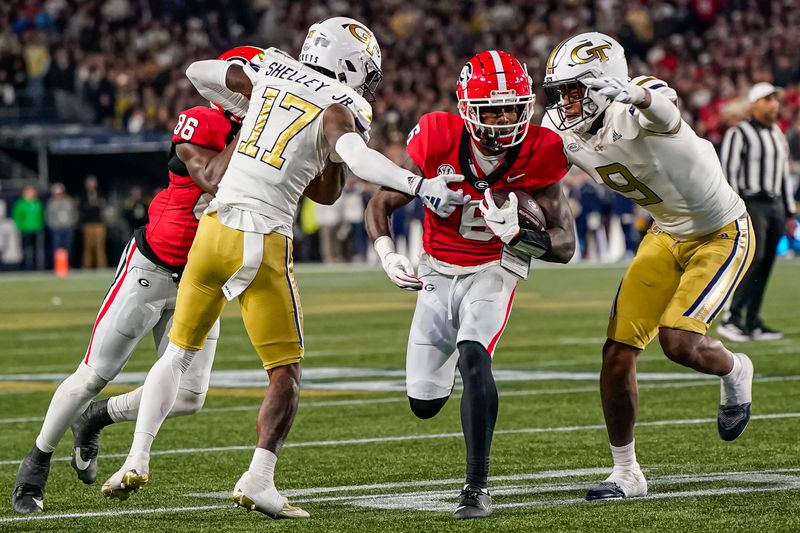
[144,106,235,267]
[406,112,568,267]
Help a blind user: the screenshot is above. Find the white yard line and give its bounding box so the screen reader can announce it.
[1,412,798,467]
[0,505,226,523]
[3,467,800,523]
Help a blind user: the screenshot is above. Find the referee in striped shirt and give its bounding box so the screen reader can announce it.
[718,82,797,342]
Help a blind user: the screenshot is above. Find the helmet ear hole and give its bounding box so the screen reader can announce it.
[345,60,357,72]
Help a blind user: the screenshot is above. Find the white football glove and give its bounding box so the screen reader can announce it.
[412,174,472,218]
[374,236,422,291]
[481,189,520,244]
[583,76,646,105]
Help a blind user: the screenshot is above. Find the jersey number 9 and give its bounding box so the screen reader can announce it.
[595,163,663,207]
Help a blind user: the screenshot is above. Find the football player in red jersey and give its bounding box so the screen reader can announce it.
[365,50,576,519]
[11,46,346,515]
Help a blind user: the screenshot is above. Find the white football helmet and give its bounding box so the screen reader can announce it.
[542,32,628,133]
[298,17,382,101]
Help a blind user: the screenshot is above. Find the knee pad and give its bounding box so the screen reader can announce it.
[72,364,110,396]
[408,396,449,419]
[172,389,207,417]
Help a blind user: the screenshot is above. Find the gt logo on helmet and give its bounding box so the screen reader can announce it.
[347,23,380,58]
[570,41,613,65]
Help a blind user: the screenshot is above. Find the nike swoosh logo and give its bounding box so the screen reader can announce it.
[507,173,525,183]
[33,497,43,510]
[73,447,91,470]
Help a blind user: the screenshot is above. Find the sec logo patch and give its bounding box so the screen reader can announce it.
[437,164,456,175]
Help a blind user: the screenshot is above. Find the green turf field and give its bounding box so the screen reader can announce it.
[1,261,799,532]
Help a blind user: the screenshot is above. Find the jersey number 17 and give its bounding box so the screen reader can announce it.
[238,86,323,170]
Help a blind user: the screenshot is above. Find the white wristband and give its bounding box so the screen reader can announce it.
[374,236,396,261]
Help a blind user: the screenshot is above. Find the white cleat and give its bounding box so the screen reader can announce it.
[231,472,309,519]
[101,469,149,500]
[586,467,648,501]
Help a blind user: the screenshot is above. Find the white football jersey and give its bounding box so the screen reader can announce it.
[213,47,372,238]
[542,77,745,239]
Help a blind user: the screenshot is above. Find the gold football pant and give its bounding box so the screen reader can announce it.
[608,216,755,349]
[169,213,303,370]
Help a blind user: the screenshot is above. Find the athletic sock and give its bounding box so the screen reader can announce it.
[107,388,144,423]
[457,341,498,490]
[721,353,750,405]
[610,440,639,471]
[130,342,196,456]
[248,448,278,490]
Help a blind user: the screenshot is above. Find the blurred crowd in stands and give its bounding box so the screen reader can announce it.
[1,0,799,269]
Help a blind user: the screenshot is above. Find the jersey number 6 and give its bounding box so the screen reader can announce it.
[238,87,323,170]
[459,201,493,241]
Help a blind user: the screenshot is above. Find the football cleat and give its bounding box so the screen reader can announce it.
[452,485,492,520]
[11,448,51,514]
[716,322,751,342]
[718,353,753,441]
[101,470,149,501]
[586,468,647,501]
[231,472,309,519]
[750,325,783,341]
[71,400,111,484]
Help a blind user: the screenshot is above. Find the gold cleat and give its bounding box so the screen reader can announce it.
[101,470,150,501]
[231,490,309,519]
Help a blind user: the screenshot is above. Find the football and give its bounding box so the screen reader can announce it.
[491,188,547,231]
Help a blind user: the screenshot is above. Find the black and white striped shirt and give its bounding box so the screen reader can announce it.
[720,119,796,216]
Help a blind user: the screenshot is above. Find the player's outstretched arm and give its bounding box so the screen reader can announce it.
[322,104,470,218]
[365,185,421,290]
[303,158,347,205]
[583,77,680,134]
[185,61,255,117]
[175,131,241,195]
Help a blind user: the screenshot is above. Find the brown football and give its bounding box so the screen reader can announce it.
[491,188,546,231]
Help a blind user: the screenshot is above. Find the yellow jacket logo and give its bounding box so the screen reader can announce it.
[347,24,380,59]
[570,41,612,65]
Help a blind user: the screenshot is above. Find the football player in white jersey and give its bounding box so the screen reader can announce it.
[101,17,469,518]
[541,32,756,501]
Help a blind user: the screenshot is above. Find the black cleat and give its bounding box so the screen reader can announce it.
[452,485,492,520]
[71,399,113,484]
[11,447,52,514]
[718,402,752,441]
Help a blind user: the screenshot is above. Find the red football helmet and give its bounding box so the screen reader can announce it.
[456,50,535,150]
[209,45,265,115]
